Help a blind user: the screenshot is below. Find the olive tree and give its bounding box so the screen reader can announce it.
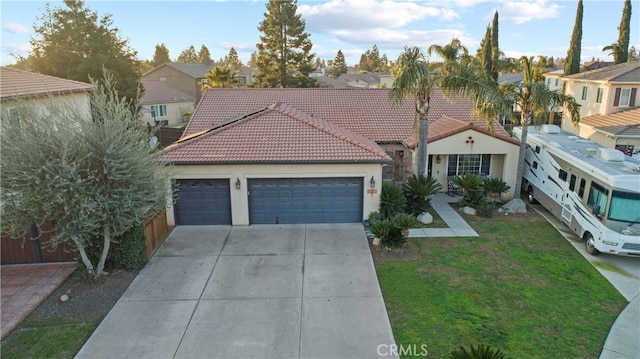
[1,72,171,277]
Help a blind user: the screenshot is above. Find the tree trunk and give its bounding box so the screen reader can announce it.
[416,119,428,176]
[71,235,95,278]
[513,116,531,196]
[96,225,111,276]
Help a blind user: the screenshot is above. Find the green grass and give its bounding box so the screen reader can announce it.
[376,213,627,358]
[0,322,97,359]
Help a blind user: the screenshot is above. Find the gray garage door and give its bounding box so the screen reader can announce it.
[248,177,363,224]
[174,179,231,225]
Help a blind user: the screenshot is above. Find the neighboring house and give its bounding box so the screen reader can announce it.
[141,62,212,103]
[236,66,256,87]
[581,61,614,71]
[378,73,393,88]
[315,76,352,88]
[0,67,91,264]
[498,72,524,85]
[544,69,565,92]
[158,88,520,226]
[550,61,639,133]
[577,108,640,157]
[337,73,381,88]
[141,79,195,126]
[0,67,92,121]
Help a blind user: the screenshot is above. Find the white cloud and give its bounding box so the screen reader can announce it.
[332,28,476,50]
[298,0,459,33]
[498,1,562,24]
[1,43,31,53]
[3,22,30,35]
[216,41,257,52]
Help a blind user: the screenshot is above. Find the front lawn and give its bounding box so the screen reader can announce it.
[374,208,626,358]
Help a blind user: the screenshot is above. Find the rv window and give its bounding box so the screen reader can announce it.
[532,161,538,169]
[558,169,568,182]
[578,179,586,198]
[609,191,640,223]
[587,182,609,217]
[535,146,540,153]
[569,175,577,191]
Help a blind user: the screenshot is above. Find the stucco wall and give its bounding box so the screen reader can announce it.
[142,67,199,101]
[167,163,383,226]
[142,100,194,126]
[3,92,91,120]
[427,129,520,200]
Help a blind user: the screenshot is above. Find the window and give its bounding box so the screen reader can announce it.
[587,181,609,217]
[447,154,491,176]
[609,190,640,223]
[555,79,559,87]
[150,104,167,118]
[569,174,577,191]
[532,161,538,169]
[596,88,603,104]
[535,146,541,154]
[578,178,586,198]
[619,88,631,106]
[236,77,246,86]
[581,86,588,101]
[613,87,637,107]
[558,169,568,182]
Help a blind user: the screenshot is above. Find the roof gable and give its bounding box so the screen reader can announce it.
[0,67,92,99]
[185,88,480,143]
[159,102,392,164]
[564,61,640,83]
[428,116,520,146]
[141,80,195,104]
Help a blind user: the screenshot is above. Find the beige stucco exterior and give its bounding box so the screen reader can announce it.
[142,100,194,126]
[426,129,520,200]
[142,67,202,102]
[166,163,384,226]
[578,125,640,150]
[2,92,91,121]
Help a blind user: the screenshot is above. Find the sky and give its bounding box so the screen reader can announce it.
[1,0,639,68]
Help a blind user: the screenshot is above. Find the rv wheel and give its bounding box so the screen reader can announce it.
[527,187,538,204]
[585,233,600,256]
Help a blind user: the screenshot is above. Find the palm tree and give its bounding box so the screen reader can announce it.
[389,46,438,176]
[427,38,469,74]
[442,56,580,209]
[201,66,238,92]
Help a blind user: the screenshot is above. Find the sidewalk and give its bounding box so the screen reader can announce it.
[408,193,478,238]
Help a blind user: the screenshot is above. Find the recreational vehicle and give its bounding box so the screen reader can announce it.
[513,125,640,256]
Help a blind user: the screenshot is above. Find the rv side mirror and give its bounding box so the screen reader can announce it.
[592,205,600,215]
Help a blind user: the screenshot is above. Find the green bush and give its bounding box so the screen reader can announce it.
[392,212,419,230]
[403,174,443,215]
[380,182,406,219]
[459,190,490,209]
[452,174,483,195]
[449,344,506,359]
[483,178,511,202]
[82,224,146,271]
[370,219,405,248]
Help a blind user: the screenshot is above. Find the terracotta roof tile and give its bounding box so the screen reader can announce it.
[0,67,92,99]
[185,88,481,142]
[160,102,392,164]
[581,108,640,137]
[428,116,520,146]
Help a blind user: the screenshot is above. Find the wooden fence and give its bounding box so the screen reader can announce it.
[155,127,184,147]
[143,210,171,259]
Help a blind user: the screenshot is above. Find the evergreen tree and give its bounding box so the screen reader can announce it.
[224,47,243,70]
[603,0,632,64]
[367,44,382,72]
[152,43,171,67]
[27,0,140,102]
[248,51,258,68]
[480,26,492,78]
[358,52,369,72]
[332,50,348,78]
[198,45,214,65]
[564,0,583,75]
[177,45,199,63]
[254,0,316,88]
[491,11,500,81]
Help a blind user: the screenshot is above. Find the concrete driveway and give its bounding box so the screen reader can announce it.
[76,224,397,359]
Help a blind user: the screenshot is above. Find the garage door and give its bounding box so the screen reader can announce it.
[248,177,363,224]
[174,179,231,225]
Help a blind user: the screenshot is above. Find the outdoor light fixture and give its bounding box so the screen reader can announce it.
[370,176,376,188]
[466,136,475,144]
[436,155,441,164]
[235,178,241,190]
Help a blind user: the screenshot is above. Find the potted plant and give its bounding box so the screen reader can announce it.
[451,174,482,196]
[483,178,511,203]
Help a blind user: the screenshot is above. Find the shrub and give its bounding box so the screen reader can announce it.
[403,174,443,215]
[392,212,419,231]
[483,178,511,201]
[459,190,490,209]
[452,174,483,195]
[370,218,406,248]
[380,182,406,219]
[82,224,146,271]
[449,344,506,359]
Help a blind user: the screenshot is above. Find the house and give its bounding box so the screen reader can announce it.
[158,88,520,226]
[141,79,195,126]
[547,61,639,133]
[337,73,381,88]
[236,66,256,87]
[577,108,640,157]
[0,67,92,264]
[141,62,212,103]
[0,67,92,121]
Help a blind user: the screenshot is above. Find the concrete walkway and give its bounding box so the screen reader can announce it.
[531,205,640,359]
[1,262,77,339]
[76,224,397,359]
[407,193,478,238]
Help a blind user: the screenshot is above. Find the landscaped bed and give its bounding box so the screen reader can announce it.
[372,205,626,358]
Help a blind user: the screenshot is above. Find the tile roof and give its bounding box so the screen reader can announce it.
[185,88,481,143]
[427,116,520,146]
[563,60,640,83]
[0,67,92,99]
[159,102,392,164]
[141,80,195,104]
[580,108,640,138]
[163,62,213,78]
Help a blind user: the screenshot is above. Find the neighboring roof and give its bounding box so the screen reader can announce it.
[427,116,520,146]
[498,72,524,84]
[0,67,92,99]
[582,61,614,71]
[186,88,481,143]
[580,108,640,138]
[563,60,640,83]
[337,73,381,85]
[143,62,213,79]
[159,102,392,164]
[141,80,195,104]
[315,76,352,88]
